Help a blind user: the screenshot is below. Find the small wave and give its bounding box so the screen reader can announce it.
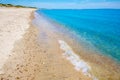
[58,40,98,80]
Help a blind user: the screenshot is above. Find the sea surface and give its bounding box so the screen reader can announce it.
[37,9,120,62]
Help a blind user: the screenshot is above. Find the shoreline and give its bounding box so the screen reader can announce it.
[34,12,120,80]
[37,10,120,63]
[0,7,120,80]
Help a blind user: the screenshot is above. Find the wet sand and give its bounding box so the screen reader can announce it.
[0,8,120,80]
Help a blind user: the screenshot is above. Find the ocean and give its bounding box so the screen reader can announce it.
[37,9,120,62]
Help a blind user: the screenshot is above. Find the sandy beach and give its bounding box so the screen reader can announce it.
[0,7,120,80]
[0,8,92,80]
[0,8,35,74]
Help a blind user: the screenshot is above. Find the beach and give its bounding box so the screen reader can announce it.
[0,7,92,80]
[0,7,120,80]
[0,7,35,74]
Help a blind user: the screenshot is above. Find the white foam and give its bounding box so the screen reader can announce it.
[59,40,98,80]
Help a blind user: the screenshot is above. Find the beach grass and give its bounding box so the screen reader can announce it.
[0,3,37,9]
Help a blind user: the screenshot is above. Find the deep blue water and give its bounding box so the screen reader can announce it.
[37,9,120,62]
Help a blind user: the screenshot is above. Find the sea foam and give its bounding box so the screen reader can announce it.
[58,40,98,80]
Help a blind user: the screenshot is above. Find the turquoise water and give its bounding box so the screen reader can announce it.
[37,9,120,62]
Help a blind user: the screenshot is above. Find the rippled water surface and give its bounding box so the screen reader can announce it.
[37,9,120,62]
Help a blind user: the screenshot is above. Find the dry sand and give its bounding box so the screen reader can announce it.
[0,8,35,74]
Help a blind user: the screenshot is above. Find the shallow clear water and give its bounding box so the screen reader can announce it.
[37,9,120,62]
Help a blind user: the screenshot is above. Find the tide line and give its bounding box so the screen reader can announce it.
[58,40,98,80]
